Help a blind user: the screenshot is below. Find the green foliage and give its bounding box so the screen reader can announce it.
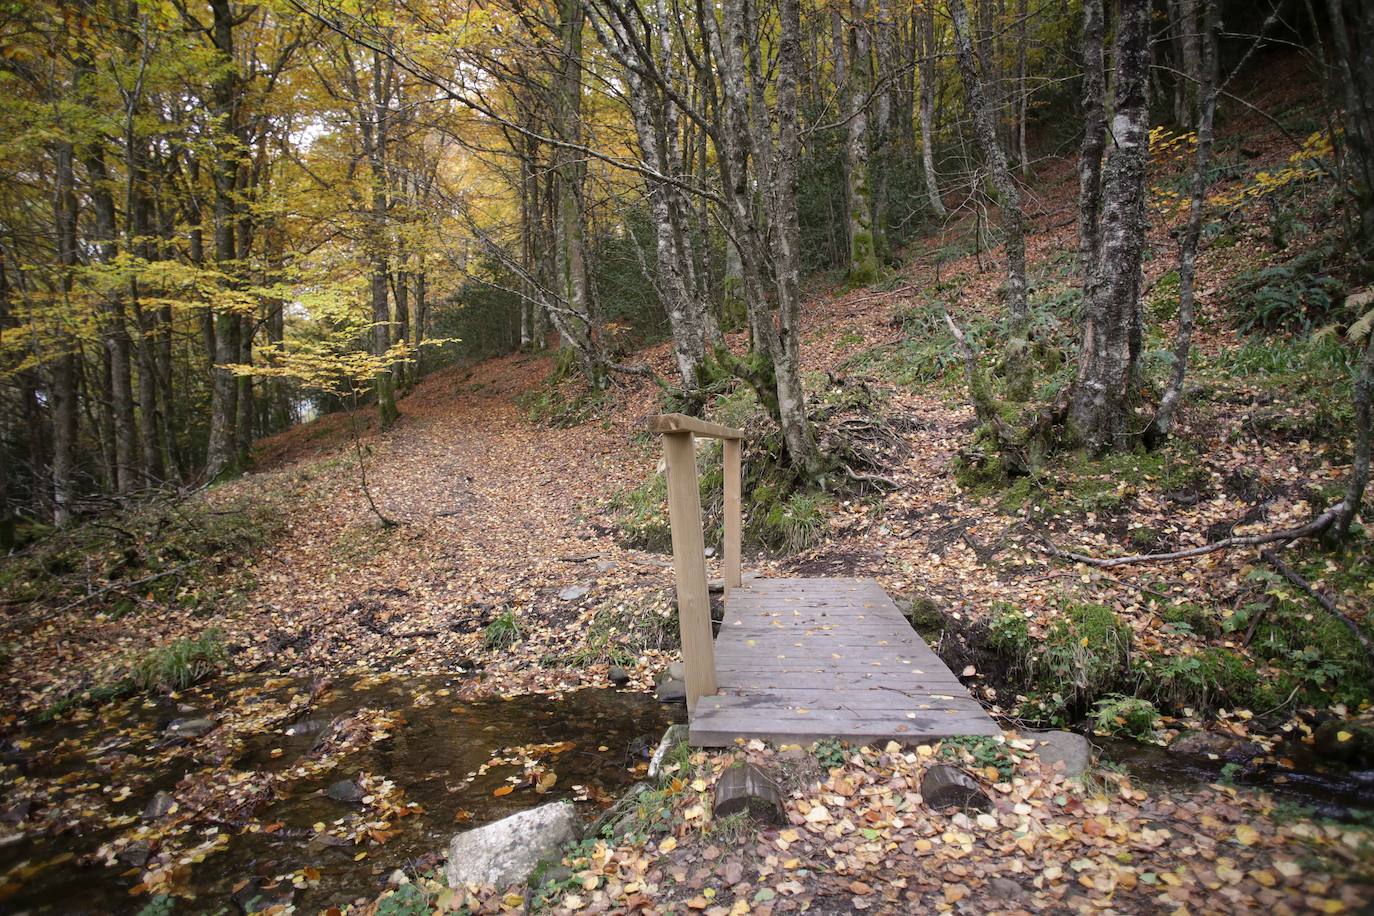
[1228,246,1344,334]
[1148,269,1181,323]
[516,382,608,428]
[608,473,672,552]
[989,602,1133,725]
[131,630,228,694]
[562,594,679,667]
[982,446,1209,518]
[529,838,600,911]
[841,301,965,389]
[1242,562,1374,707]
[939,735,1016,780]
[374,882,435,916]
[610,388,834,556]
[1138,647,1259,715]
[482,611,522,650]
[1090,695,1159,739]
[754,490,830,553]
[135,896,177,916]
[812,738,849,769]
[1157,601,1220,638]
[1209,333,1356,380]
[900,596,948,642]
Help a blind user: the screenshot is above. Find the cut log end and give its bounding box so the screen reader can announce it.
[920,764,992,812]
[712,762,785,825]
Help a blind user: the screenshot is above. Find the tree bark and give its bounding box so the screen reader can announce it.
[1068,0,1152,451]
[1077,0,1107,312]
[949,0,1031,400]
[205,0,240,479]
[918,7,947,215]
[83,147,140,495]
[1325,0,1374,252]
[554,0,602,386]
[51,141,80,526]
[1148,0,1218,445]
[844,0,880,284]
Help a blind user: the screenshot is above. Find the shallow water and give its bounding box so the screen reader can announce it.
[0,674,682,914]
[1097,736,1374,820]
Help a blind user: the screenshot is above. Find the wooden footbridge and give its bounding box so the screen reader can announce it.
[650,414,999,747]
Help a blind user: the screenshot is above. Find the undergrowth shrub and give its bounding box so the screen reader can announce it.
[987,602,1133,725]
[482,611,522,650]
[0,492,281,614]
[612,366,907,558]
[562,593,679,667]
[1090,695,1159,739]
[1137,647,1260,714]
[841,301,965,388]
[516,382,607,428]
[131,630,229,693]
[939,735,1016,779]
[1228,246,1343,333]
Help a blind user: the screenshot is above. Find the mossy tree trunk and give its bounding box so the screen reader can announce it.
[843,0,880,285]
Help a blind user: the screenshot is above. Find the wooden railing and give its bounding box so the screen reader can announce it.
[648,413,743,711]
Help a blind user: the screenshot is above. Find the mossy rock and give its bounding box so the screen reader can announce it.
[900,596,948,642]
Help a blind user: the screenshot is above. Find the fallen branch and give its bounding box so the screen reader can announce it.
[1043,502,1345,569]
[1260,547,1374,668]
[53,562,198,615]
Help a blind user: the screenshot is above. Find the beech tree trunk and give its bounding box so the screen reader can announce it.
[594,0,708,392]
[51,141,80,525]
[918,7,947,216]
[367,49,398,427]
[84,148,140,495]
[553,0,602,386]
[844,0,880,284]
[1077,0,1107,308]
[949,0,1031,400]
[205,0,240,480]
[1068,0,1152,451]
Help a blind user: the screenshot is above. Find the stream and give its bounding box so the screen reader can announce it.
[3,672,1372,914]
[1097,736,1374,821]
[0,674,682,914]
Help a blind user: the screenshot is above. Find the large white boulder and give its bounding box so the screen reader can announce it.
[445,801,579,889]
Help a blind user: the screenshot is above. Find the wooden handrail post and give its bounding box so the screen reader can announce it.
[723,437,742,590]
[661,430,717,711]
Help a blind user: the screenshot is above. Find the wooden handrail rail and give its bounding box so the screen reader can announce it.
[648,413,744,713]
[649,412,744,439]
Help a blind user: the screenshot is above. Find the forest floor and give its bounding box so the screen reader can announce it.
[3,51,1373,915]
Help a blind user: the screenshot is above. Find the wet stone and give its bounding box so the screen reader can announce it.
[117,841,152,868]
[655,678,686,704]
[142,791,176,820]
[327,779,366,804]
[283,719,329,738]
[166,717,215,739]
[1168,729,1262,762]
[607,666,630,687]
[1029,730,1094,777]
[446,801,580,888]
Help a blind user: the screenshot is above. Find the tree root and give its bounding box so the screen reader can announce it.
[1041,502,1347,569]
